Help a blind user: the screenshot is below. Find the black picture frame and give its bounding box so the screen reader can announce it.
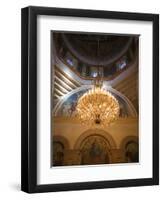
[21,6,159,193]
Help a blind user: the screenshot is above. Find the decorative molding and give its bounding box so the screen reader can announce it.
[53,135,70,150]
[119,135,138,150]
[74,129,117,150]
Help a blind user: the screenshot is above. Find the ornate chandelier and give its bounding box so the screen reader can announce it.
[76,80,120,126]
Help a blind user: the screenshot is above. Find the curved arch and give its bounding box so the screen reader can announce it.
[53,135,70,150]
[120,135,138,150]
[106,86,137,117]
[74,129,117,150]
[53,85,137,117]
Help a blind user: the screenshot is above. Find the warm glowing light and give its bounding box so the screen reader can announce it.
[76,85,120,126]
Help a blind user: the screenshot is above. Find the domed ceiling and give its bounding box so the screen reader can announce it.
[61,34,132,66]
[53,33,138,80]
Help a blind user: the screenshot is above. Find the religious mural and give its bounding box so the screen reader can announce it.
[80,135,110,165]
[54,89,132,118]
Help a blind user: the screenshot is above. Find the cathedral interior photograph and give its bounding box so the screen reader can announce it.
[51,32,139,167]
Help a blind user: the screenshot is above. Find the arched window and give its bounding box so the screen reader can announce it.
[125,141,139,163]
[53,141,64,166]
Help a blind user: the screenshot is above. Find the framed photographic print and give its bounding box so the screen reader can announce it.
[21,6,159,193]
